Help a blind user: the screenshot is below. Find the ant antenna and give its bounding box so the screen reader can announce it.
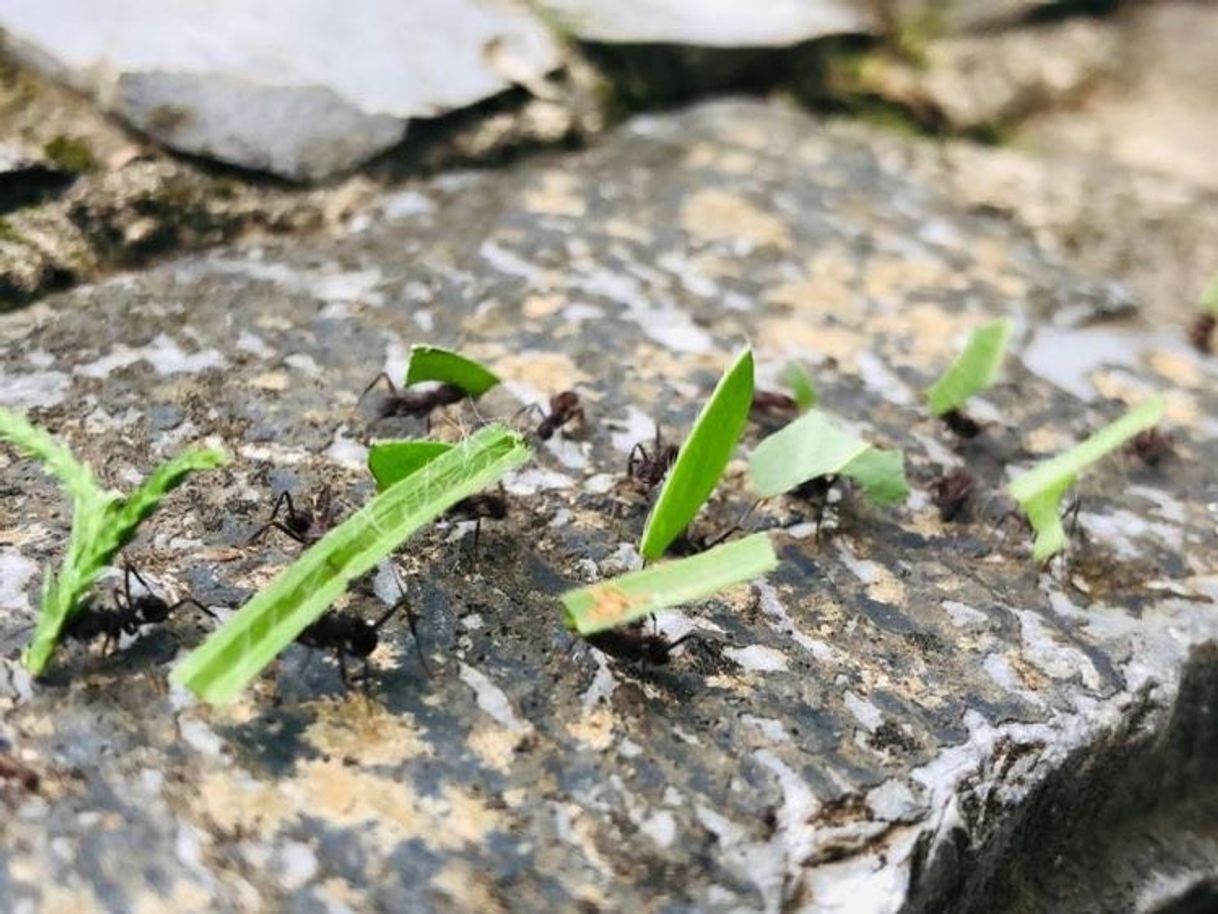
[387,566,431,676]
[124,562,156,599]
[168,597,218,621]
[358,372,398,404]
[666,632,699,653]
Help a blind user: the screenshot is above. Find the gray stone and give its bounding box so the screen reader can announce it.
[1,99,1216,913]
[0,0,561,180]
[536,0,873,47]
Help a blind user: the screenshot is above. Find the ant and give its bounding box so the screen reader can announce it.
[518,390,585,440]
[583,621,697,665]
[1188,313,1214,354]
[750,390,799,426]
[296,596,416,689]
[940,408,982,439]
[792,475,839,538]
[359,373,467,422]
[1127,427,1175,468]
[62,564,215,654]
[667,499,761,557]
[930,468,976,522]
[246,487,336,547]
[627,425,679,489]
[446,486,508,553]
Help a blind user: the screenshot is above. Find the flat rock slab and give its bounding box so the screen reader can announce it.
[1,100,1217,913]
[0,0,560,180]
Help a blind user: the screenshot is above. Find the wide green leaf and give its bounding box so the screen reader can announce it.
[405,345,500,397]
[368,440,453,491]
[926,317,1012,417]
[1007,397,1165,560]
[561,532,777,635]
[172,424,530,704]
[640,346,754,560]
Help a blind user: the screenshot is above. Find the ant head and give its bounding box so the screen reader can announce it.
[347,624,379,658]
[644,637,672,664]
[485,497,508,520]
[551,390,579,411]
[135,594,172,623]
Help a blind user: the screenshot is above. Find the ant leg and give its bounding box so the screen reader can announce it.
[358,372,398,404]
[627,443,647,477]
[362,659,373,696]
[336,649,351,689]
[246,521,308,547]
[167,598,218,622]
[704,498,765,550]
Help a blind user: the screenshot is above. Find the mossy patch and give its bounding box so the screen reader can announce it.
[43,135,95,174]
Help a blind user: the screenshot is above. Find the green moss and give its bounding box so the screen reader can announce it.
[43,135,95,174]
[0,218,27,245]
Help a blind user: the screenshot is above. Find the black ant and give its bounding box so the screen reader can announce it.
[930,468,976,522]
[793,475,839,538]
[359,373,467,421]
[1188,313,1214,354]
[446,486,508,553]
[667,499,761,557]
[1127,427,1175,468]
[940,408,982,439]
[518,390,585,440]
[627,425,679,489]
[246,487,336,547]
[62,564,215,655]
[296,596,415,689]
[584,621,697,665]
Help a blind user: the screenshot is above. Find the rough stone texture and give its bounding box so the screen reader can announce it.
[0,0,561,180]
[823,17,1119,134]
[1,99,1217,913]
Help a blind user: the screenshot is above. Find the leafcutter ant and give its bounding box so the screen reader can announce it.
[518,390,585,440]
[750,389,799,427]
[1126,427,1175,468]
[584,621,697,665]
[1188,313,1214,354]
[359,373,467,421]
[667,499,762,557]
[62,564,215,655]
[940,408,982,439]
[446,486,508,554]
[793,475,838,538]
[246,487,336,547]
[930,468,976,522]
[627,425,678,489]
[296,596,416,689]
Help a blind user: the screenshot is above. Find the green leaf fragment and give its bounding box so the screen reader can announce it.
[368,440,454,491]
[748,409,908,505]
[561,533,778,636]
[1007,397,1165,560]
[640,346,755,560]
[1202,273,1218,314]
[0,406,105,507]
[926,317,1012,417]
[405,345,500,397]
[783,362,818,410]
[172,424,530,704]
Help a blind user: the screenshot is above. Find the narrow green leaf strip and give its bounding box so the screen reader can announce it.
[0,406,104,508]
[561,533,778,635]
[405,345,500,397]
[926,317,1012,417]
[1007,397,1165,560]
[172,425,529,704]
[368,440,454,491]
[640,346,754,560]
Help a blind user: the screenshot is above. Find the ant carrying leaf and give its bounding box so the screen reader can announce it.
[925,318,1011,438]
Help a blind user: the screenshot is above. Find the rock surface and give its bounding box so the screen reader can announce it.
[0,0,561,180]
[1,99,1217,913]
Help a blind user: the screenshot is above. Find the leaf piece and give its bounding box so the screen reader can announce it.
[640,346,754,560]
[926,317,1012,417]
[748,409,908,505]
[368,440,453,491]
[1007,397,1165,560]
[405,345,500,397]
[172,425,529,704]
[561,533,777,635]
[783,362,818,411]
